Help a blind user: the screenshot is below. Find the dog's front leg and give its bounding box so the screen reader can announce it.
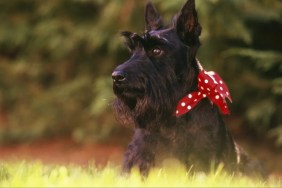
[122,128,157,176]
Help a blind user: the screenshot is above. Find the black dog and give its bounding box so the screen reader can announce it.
[112,0,264,177]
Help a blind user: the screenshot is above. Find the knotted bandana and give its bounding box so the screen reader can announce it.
[175,62,232,117]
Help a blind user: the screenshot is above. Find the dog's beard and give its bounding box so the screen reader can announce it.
[112,74,183,128]
[112,98,135,127]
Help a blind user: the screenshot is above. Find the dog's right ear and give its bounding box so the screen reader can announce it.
[176,0,201,47]
[121,31,144,52]
[145,2,163,31]
[121,31,135,52]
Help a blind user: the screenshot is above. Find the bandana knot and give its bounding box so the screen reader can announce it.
[176,64,232,117]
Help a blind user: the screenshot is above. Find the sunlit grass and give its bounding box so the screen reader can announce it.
[0,160,280,187]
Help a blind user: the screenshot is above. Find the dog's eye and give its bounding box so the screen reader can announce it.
[151,48,163,56]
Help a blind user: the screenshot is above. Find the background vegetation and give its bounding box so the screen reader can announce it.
[0,0,281,148]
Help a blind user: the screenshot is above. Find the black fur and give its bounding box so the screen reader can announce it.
[112,0,265,177]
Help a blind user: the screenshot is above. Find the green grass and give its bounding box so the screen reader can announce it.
[0,160,280,187]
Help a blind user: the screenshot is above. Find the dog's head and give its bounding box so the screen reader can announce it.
[112,0,202,128]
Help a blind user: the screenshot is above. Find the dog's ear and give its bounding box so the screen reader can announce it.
[121,31,135,52]
[145,2,163,31]
[121,31,144,52]
[176,0,201,47]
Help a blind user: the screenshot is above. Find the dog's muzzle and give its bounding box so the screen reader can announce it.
[112,70,127,85]
[112,70,144,99]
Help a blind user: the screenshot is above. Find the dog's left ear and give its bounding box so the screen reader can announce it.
[145,2,163,31]
[176,0,201,47]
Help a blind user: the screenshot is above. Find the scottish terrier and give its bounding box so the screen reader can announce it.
[112,0,265,177]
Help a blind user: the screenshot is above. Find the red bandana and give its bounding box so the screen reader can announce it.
[175,62,232,117]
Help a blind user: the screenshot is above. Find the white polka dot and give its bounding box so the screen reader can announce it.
[207,88,210,91]
[188,94,192,98]
[224,106,227,108]
[215,95,220,99]
[209,71,215,75]
[220,87,223,91]
[226,92,229,95]
[198,92,201,96]
[220,94,223,97]
[194,99,197,102]
[219,80,223,84]
[198,78,201,82]
[181,102,186,107]
[203,94,207,98]
[215,89,218,92]
[176,110,179,114]
[204,79,208,84]
[200,86,204,90]
[187,105,191,110]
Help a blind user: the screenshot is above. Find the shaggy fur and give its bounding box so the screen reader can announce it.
[112,0,265,177]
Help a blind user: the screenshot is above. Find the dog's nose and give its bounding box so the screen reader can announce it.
[112,71,126,83]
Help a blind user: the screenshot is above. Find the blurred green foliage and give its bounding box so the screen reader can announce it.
[0,0,281,146]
